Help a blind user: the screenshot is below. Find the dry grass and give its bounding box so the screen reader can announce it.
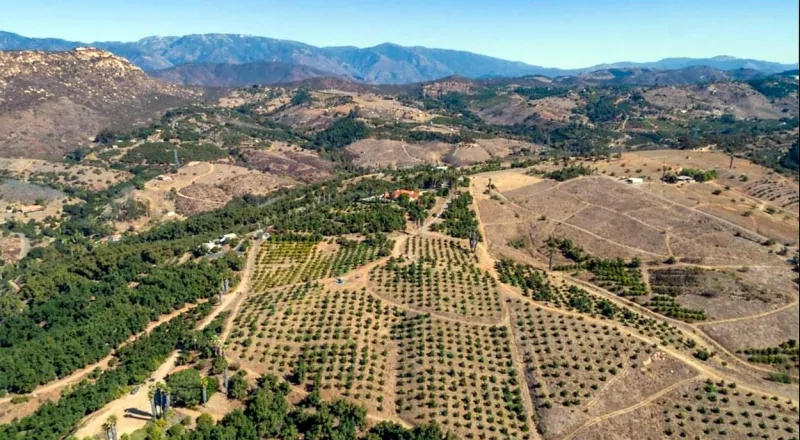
[0,158,131,191]
[643,82,791,119]
[346,139,452,169]
[702,305,800,354]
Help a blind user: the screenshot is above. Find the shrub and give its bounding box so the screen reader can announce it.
[767,373,792,384]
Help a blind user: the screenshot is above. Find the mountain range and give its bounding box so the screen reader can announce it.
[1,30,797,85]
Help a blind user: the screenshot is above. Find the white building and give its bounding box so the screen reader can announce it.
[626,177,644,184]
[220,233,238,243]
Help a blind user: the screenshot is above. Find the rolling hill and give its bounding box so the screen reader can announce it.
[0,47,199,159]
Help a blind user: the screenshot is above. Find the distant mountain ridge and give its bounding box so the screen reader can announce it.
[0,30,797,84]
[149,61,335,87]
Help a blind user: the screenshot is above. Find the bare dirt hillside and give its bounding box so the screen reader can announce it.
[0,48,200,159]
[643,82,794,119]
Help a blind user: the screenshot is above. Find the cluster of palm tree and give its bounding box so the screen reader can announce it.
[147,382,171,420]
[101,415,118,440]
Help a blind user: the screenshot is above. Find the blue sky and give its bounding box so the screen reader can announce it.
[0,0,797,68]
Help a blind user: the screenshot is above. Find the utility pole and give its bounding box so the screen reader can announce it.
[173,150,180,170]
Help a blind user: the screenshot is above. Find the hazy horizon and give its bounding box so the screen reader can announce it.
[0,0,798,68]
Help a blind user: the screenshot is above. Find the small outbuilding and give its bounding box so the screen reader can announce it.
[626,177,644,184]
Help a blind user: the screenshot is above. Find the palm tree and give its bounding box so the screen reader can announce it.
[210,335,222,357]
[148,386,158,419]
[201,377,209,405]
[107,415,118,440]
[163,384,171,418]
[102,420,111,440]
[155,382,171,419]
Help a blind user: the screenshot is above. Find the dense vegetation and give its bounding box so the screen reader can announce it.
[679,167,719,182]
[145,374,455,440]
[514,87,567,100]
[0,167,459,394]
[780,142,799,171]
[0,305,212,440]
[120,142,227,166]
[0,242,238,393]
[438,192,481,240]
[539,164,594,181]
[747,77,798,99]
[313,114,371,151]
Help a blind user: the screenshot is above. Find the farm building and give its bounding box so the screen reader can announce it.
[626,177,644,184]
[220,233,238,243]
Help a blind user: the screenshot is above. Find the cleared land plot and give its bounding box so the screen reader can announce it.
[447,138,541,167]
[702,305,800,356]
[594,150,799,224]
[0,234,25,262]
[242,143,334,183]
[504,182,587,222]
[345,139,452,169]
[0,158,130,191]
[643,82,788,119]
[565,205,667,255]
[0,179,65,204]
[122,161,298,229]
[648,266,797,321]
[472,169,547,193]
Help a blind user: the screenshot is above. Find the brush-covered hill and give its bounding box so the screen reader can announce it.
[0,47,200,159]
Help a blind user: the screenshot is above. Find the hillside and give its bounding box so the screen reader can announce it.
[150,60,334,87]
[0,47,199,159]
